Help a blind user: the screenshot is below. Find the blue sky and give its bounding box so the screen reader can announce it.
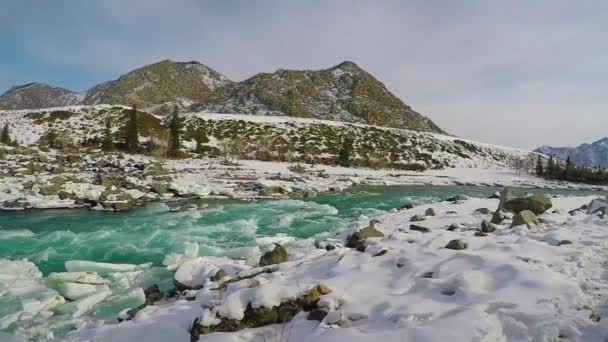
[1,0,607,149]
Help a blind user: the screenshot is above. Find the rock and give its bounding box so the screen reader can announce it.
[58,190,75,200]
[410,215,425,222]
[259,244,288,267]
[308,309,328,321]
[491,210,508,224]
[210,269,228,282]
[325,244,336,251]
[446,210,458,214]
[474,208,493,215]
[144,284,164,305]
[447,223,464,231]
[445,239,468,250]
[400,203,415,210]
[345,224,384,251]
[489,191,501,199]
[503,192,552,215]
[150,182,169,195]
[425,208,436,216]
[475,232,488,237]
[481,220,496,233]
[99,190,135,212]
[587,198,607,217]
[410,224,430,233]
[98,174,114,189]
[446,195,469,202]
[299,284,332,310]
[2,198,31,210]
[373,250,387,257]
[422,271,434,278]
[511,210,541,228]
[557,240,573,246]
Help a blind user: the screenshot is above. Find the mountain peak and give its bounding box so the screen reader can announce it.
[534,137,608,168]
[0,82,81,110]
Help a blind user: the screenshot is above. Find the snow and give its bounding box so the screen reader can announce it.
[0,195,585,341]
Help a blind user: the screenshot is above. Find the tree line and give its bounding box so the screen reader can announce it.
[535,154,608,185]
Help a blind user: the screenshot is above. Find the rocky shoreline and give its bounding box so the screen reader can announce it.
[2,145,607,213]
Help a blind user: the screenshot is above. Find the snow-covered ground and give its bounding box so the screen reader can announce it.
[2,194,608,341]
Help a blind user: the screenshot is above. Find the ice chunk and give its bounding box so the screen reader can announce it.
[65,260,151,275]
[50,282,110,301]
[47,272,109,285]
[89,288,146,319]
[0,259,42,289]
[0,331,26,342]
[52,289,111,318]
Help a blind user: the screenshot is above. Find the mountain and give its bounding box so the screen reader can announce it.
[534,137,608,168]
[196,61,444,133]
[0,60,444,133]
[0,83,83,110]
[83,60,232,109]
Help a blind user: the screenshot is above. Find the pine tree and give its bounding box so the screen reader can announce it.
[168,105,181,158]
[195,128,209,154]
[564,156,573,180]
[546,155,555,178]
[101,119,114,151]
[0,124,10,145]
[338,137,354,167]
[535,155,544,176]
[125,105,139,153]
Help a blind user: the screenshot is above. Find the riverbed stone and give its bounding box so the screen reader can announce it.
[425,208,436,216]
[503,192,552,215]
[346,226,384,251]
[410,224,430,233]
[410,215,425,222]
[481,220,496,233]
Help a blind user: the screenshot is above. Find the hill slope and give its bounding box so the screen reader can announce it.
[0,83,83,110]
[535,137,608,168]
[197,61,443,133]
[0,106,526,170]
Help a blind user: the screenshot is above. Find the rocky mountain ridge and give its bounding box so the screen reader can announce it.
[0,60,443,133]
[535,137,608,168]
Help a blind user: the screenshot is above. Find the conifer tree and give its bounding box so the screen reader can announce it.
[564,156,574,179]
[535,155,544,176]
[0,124,10,145]
[338,137,354,167]
[546,155,555,178]
[168,105,181,158]
[101,119,114,151]
[125,105,139,153]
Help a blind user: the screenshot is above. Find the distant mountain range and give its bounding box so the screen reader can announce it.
[0,60,443,133]
[534,137,608,168]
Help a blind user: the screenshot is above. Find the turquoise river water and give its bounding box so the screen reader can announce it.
[0,185,604,275]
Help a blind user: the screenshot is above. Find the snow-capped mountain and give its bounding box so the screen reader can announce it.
[0,60,444,133]
[535,137,608,168]
[0,83,83,110]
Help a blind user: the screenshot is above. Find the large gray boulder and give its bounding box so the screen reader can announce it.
[587,198,607,217]
[346,223,385,251]
[500,189,552,215]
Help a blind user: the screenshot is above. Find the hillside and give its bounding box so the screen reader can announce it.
[196,61,444,133]
[535,137,608,168]
[0,83,83,110]
[0,106,528,171]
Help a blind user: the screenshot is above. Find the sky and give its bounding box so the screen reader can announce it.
[1,0,607,150]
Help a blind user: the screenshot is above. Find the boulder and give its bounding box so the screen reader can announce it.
[410,215,425,222]
[99,190,134,212]
[2,198,31,210]
[425,208,436,216]
[481,220,496,233]
[445,239,468,250]
[410,224,430,233]
[446,195,469,202]
[400,203,415,210]
[587,198,607,217]
[491,210,508,224]
[503,192,552,215]
[345,225,384,251]
[511,210,541,228]
[259,244,288,267]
